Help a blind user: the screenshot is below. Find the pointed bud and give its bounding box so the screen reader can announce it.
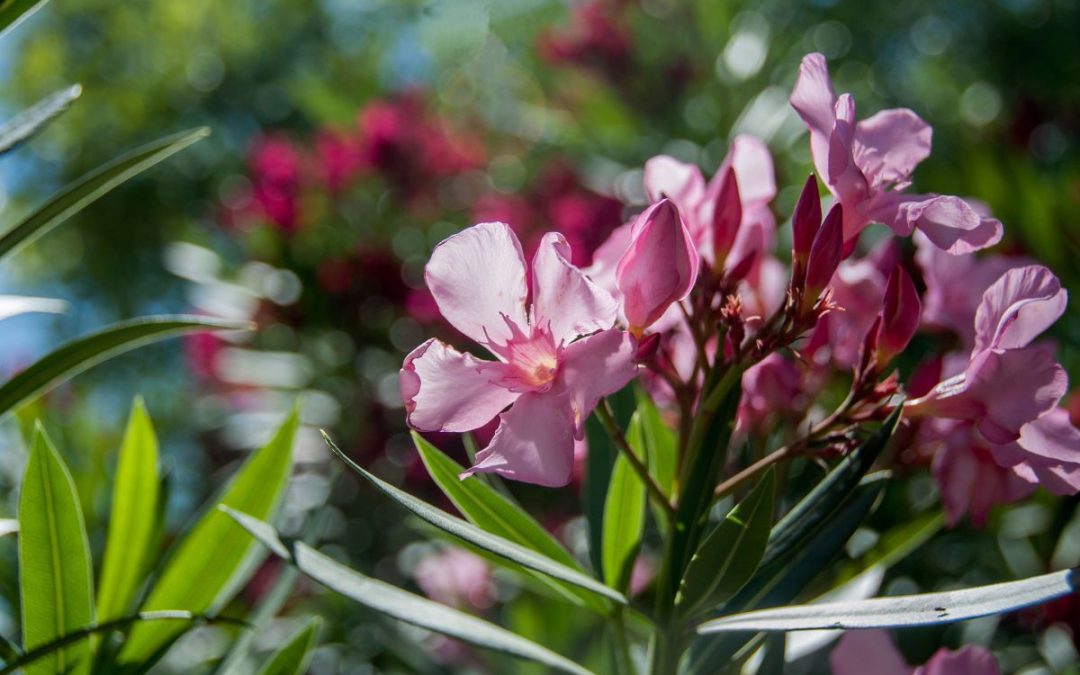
[804,203,843,301]
[634,332,661,363]
[616,199,699,335]
[876,266,921,364]
[791,174,821,277]
[712,165,742,266]
[857,314,882,380]
[726,250,758,284]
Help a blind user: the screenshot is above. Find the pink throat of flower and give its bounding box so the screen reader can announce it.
[500,326,561,392]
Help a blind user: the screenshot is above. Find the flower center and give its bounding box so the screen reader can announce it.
[508,337,559,390]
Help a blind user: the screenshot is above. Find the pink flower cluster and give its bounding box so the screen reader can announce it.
[832,629,1000,675]
[400,52,1080,525]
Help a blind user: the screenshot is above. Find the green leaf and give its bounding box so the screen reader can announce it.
[0,0,49,40]
[118,410,299,664]
[677,468,775,617]
[698,567,1077,633]
[0,127,209,261]
[637,388,676,498]
[254,618,321,675]
[18,424,94,675]
[759,407,902,572]
[224,509,593,675]
[413,433,588,579]
[326,432,625,605]
[828,510,944,589]
[0,315,249,417]
[601,412,646,592]
[97,398,161,622]
[0,84,81,156]
[0,612,234,675]
[583,386,635,573]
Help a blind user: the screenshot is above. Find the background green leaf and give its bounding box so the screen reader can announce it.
[97,397,160,622]
[253,617,321,675]
[0,0,49,40]
[0,84,80,156]
[118,409,299,663]
[225,509,594,675]
[18,424,94,675]
[601,412,646,593]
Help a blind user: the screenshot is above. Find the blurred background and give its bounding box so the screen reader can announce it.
[0,0,1078,672]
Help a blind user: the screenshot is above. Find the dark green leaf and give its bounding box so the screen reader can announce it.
[698,567,1077,633]
[254,617,321,675]
[0,0,49,40]
[601,413,646,592]
[828,510,943,589]
[225,509,594,675]
[97,398,160,622]
[0,127,208,261]
[583,386,635,573]
[637,388,676,498]
[0,84,81,156]
[0,315,249,417]
[677,468,775,617]
[18,424,94,675]
[118,410,299,664]
[325,432,625,605]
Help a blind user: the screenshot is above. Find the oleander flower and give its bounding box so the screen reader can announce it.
[831,629,1000,675]
[413,547,495,611]
[790,53,1002,254]
[400,222,638,486]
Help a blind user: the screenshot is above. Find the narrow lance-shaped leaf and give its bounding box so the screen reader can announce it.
[0,0,50,40]
[324,432,625,605]
[413,433,606,611]
[583,386,635,573]
[0,315,249,417]
[18,424,94,675]
[254,617,321,675]
[637,388,675,498]
[0,84,81,156]
[698,568,1077,633]
[601,412,647,592]
[827,510,944,589]
[118,409,299,664]
[0,127,209,261]
[97,397,161,622]
[677,468,775,617]
[225,509,594,675]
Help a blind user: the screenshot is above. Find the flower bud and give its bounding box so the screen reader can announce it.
[712,165,742,266]
[804,203,843,302]
[616,199,699,335]
[791,174,821,285]
[876,266,921,365]
[634,332,661,363]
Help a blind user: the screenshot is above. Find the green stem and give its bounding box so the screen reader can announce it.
[596,401,676,522]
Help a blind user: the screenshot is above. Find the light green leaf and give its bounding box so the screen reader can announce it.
[326,432,624,605]
[253,618,321,675]
[0,127,209,261]
[677,468,775,617]
[636,388,675,497]
[224,509,593,675]
[118,410,299,663]
[0,84,81,156]
[0,0,49,40]
[0,315,249,417]
[18,424,93,675]
[97,397,161,622]
[601,412,646,592]
[828,510,944,589]
[698,567,1077,633]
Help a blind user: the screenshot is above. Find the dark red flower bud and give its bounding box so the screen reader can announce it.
[877,266,921,365]
[804,203,843,300]
[791,174,821,275]
[634,331,661,363]
[712,165,742,266]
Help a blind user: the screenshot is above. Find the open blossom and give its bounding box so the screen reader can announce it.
[831,629,1000,675]
[790,53,1002,254]
[413,547,494,611]
[400,222,637,487]
[907,265,1068,444]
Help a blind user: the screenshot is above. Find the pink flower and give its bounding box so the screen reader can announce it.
[401,222,638,486]
[738,354,803,433]
[616,199,699,335]
[908,265,1068,444]
[249,135,303,231]
[413,547,494,611]
[831,629,1000,675]
[790,53,1003,254]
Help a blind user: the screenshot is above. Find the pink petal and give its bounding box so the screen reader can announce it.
[853,108,932,187]
[464,391,576,487]
[790,52,838,184]
[425,222,529,350]
[892,195,1003,254]
[716,134,776,206]
[400,339,519,433]
[918,646,1000,675]
[964,346,1068,444]
[830,630,911,675]
[643,155,706,208]
[559,329,639,437]
[616,199,699,333]
[531,231,619,347]
[973,265,1067,354]
[586,221,634,299]
[930,427,1034,527]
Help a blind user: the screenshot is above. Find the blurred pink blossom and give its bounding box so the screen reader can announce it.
[413,547,494,611]
[831,629,1000,675]
[248,135,303,231]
